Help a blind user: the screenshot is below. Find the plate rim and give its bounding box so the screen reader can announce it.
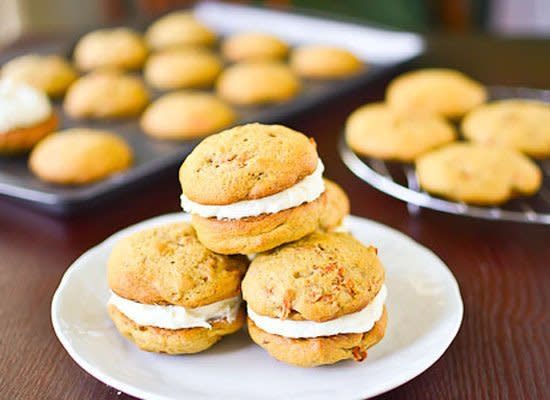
[51,212,463,400]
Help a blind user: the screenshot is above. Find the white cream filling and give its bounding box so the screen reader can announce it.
[248,284,387,338]
[0,78,52,133]
[108,292,241,330]
[180,160,325,220]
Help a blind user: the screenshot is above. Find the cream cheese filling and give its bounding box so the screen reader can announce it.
[108,292,241,330]
[180,160,325,220]
[247,284,387,338]
[0,78,52,133]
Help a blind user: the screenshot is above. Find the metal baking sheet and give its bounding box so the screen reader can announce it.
[0,1,424,214]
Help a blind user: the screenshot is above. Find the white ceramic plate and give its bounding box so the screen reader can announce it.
[52,213,463,400]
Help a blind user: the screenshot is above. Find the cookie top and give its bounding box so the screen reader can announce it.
[179,123,319,205]
[416,142,542,205]
[386,68,487,118]
[108,222,248,308]
[1,54,77,97]
[290,45,363,79]
[221,32,289,62]
[242,230,385,322]
[216,62,300,105]
[462,99,550,159]
[144,47,222,90]
[319,179,350,231]
[141,91,236,139]
[145,11,216,50]
[74,28,148,71]
[346,102,456,161]
[64,71,149,119]
[28,128,132,184]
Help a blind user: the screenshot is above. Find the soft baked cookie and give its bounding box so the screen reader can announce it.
[1,54,77,97]
[29,128,132,184]
[107,222,248,354]
[221,32,289,62]
[141,91,236,139]
[144,47,222,90]
[462,99,550,159]
[319,179,350,231]
[242,230,387,367]
[0,79,58,154]
[290,45,363,79]
[64,71,149,119]
[74,27,148,71]
[179,123,325,254]
[416,142,542,205]
[345,102,456,161]
[386,68,487,118]
[145,11,216,50]
[217,62,300,105]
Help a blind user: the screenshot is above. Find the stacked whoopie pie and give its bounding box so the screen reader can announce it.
[107,123,388,366]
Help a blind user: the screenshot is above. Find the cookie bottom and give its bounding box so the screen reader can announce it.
[191,193,326,254]
[247,307,387,367]
[0,113,58,154]
[108,304,245,354]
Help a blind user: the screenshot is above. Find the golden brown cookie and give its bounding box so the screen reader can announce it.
[217,62,300,105]
[0,113,58,154]
[107,222,248,354]
[319,179,350,231]
[290,45,363,79]
[462,99,550,159]
[64,71,149,119]
[247,308,387,367]
[144,47,222,90]
[74,27,148,71]
[28,128,132,184]
[141,91,236,140]
[416,142,542,205]
[221,32,289,62]
[345,102,457,161]
[145,11,216,50]
[1,54,77,97]
[386,68,487,118]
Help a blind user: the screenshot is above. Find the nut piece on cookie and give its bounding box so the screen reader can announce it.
[386,68,486,118]
[416,142,542,205]
[222,32,289,63]
[145,11,216,50]
[462,99,550,159]
[242,230,387,367]
[346,102,456,161]
[290,45,363,79]
[107,222,248,354]
[29,128,133,185]
[179,123,325,254]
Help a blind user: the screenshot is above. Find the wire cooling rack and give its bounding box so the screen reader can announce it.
[339,86,550,224]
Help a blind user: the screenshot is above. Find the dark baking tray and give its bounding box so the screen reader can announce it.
[0,1,424,214]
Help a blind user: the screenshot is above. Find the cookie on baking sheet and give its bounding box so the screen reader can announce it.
[107,222,248,354]
[74,27,148,71]
[216,62,300,105]
[290,45,363,79]
[144,47,222,90]
[462,99,550,159]
[415,142,542,205]
[222,32,289,62]
[1,54,77,97]
[345,102,456,161]
[386,68,487,118]
[319,178,350,231]
[64,71,149,119]
[0,79,58,154]
[145,11,216,50]
[242,230,387,367]
[141,91,236,139]
[29,128,132,185]
[179,123,325,254]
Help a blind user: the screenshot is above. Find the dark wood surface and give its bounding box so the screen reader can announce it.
[1,33,549,400]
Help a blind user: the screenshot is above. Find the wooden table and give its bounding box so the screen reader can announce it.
[1,33,549,399]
